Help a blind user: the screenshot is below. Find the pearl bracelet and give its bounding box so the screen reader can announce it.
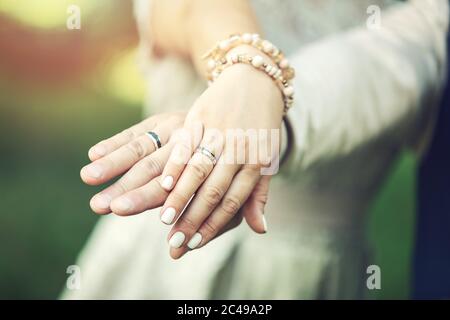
[209,52,294,114]
[203,33,296,83]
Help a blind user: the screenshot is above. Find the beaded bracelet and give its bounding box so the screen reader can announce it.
[209,52,294,114]
[203,34,295,114]
[202,33,295,83]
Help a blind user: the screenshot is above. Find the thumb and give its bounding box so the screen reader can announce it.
[242,175,271,234]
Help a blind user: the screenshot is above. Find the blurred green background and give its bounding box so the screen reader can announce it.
[0,0,416,299]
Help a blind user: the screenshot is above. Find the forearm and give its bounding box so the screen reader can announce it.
[152,0,262,77]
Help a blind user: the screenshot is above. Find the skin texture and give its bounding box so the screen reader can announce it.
[81,0,282,259]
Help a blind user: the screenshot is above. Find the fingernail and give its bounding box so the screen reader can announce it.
[262,215,268,233]
[90,145,106,158]
[169,231,185,248]
[84,164,103,179]
[115,197,133,212]
[92,194,111,210]
[187,232,202,249]
[161,207,176,224]
[161,176,174,190]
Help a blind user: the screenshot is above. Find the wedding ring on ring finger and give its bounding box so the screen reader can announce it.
[195,146,217,165]
[146,131,162,150]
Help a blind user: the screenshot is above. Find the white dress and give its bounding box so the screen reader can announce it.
[63,0,448,299]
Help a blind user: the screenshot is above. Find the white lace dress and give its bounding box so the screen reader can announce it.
[63,0,448,299]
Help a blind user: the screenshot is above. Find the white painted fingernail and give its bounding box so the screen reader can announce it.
[262,215,268,233]
[187,232,202,249]
[92,194,111,210]
[161,175,174,190]
[169,231,185,248]
[161,207,176,224]
[85,164,103,179]
[115,197,133,212]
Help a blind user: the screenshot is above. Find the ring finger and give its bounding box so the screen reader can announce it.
[159,129,224,225]
[81,124,170,185]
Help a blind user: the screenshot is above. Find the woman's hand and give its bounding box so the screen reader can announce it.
[80,110,272,251]
[157,58,284,258]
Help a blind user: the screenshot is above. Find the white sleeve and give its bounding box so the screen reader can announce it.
[284,0,449,172]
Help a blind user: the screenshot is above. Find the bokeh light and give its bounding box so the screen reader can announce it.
[0,0,99,29]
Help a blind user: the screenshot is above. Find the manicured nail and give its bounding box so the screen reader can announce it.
[92,194,111,210]
[90,145,107,158]
[161,207,176,224]
[85,164,103,179]
[161,176,174,190]
[262,215,268,233]
[169,231,185,248]
[187,233,202,249]
[115,197,133,212]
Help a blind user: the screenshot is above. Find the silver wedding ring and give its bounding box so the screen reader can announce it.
[146,131,162,150]
[195,146,217,165]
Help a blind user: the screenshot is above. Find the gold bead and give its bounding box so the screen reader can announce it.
[283,68,295,80]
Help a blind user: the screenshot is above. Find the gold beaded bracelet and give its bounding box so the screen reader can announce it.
[203,34,295,114]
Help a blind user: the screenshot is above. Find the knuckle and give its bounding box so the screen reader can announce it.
[122,129,137,141]
[169,191,190,207]
[201,185,224,208]
[255,193,268,205]
[171,143,191,165]
[111,178,127,195]
[101,137,118,151]
[201,219,217,236]
[221,195,241,217]
[177,216,197,232]
[126,140,146,159]
[142,156,163,175]
[244,164,262,174]
[190,162,209,181]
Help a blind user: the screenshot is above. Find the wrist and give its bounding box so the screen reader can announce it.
[219,62,284,117]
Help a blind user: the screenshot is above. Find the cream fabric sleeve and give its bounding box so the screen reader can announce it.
[285,0,449,172]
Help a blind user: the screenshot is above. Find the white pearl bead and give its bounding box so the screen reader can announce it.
[252,34,260,45]
[265,65,272,73]
[251,55,264,68]
[207,59,216,70]
[275,69,282,78]
[219,40,230,51]
[262,40,273,53]
[229,53,239,63]
[229,35,240,43]
[269,67,277,76]
[279,59,290,69]
[242,33,252,44]
[283,86,294,97]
